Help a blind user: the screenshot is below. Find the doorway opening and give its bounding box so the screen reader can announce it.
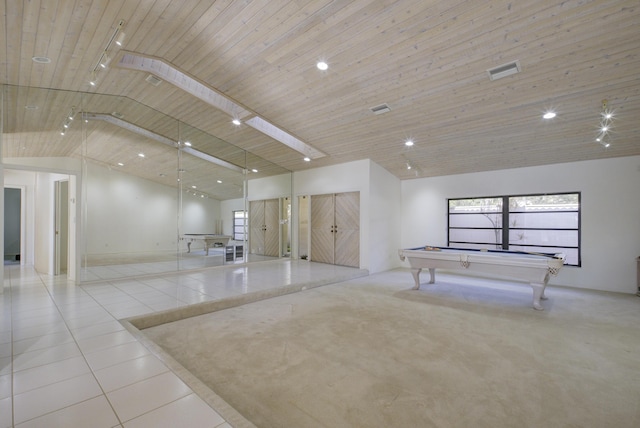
[4,187,22,265]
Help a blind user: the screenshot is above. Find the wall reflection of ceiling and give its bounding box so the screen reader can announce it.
[2,86,289,201]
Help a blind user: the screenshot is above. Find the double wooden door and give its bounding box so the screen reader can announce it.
[249,199,280,257]
[310,191,359,267]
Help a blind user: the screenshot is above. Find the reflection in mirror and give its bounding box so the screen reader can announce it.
[1,84,292,283]
[298,195,310,260]
[177,122,246,270]
[80,92,181,281]
[245,152,292,262]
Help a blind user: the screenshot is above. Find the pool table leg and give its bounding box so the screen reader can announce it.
[531,283,547,311]
[411,268,436,290]
[411,268,422,289]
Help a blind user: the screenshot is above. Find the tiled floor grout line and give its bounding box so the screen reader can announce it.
[16,270,126,427]
[38,271,232,427]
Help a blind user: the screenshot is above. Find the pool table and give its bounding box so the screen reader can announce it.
[398,246,565,310]
[181,234,232,256]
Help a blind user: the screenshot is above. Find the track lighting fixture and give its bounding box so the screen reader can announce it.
[89,19,125,86]
[60,106,78,136]
[99,53,111,69]
[596,100,614,148]
[115,32,126,47]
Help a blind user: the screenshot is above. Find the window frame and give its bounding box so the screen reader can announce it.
[447,192,581,266]
[232,209,247,242]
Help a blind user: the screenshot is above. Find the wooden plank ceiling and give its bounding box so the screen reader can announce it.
[1,0,639,198]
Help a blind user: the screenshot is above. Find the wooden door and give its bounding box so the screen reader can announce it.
[249,200,265,255]
[263,198,280,257]
[334,192,360,267]
[310,194,334,264]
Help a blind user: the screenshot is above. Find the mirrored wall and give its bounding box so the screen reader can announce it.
[1,85,292,282]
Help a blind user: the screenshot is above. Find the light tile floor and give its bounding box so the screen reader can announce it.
[1,260,367,428]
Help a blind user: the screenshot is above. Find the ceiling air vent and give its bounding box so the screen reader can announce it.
[145,74,163,86]
[487,60,521,81]
[370,103,391,115]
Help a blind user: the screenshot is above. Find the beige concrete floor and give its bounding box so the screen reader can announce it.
[142,269,640,428]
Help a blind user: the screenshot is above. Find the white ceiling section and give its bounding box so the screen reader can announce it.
[1,0,639,184]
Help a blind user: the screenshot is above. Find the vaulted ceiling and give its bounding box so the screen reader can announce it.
[2,0,639,199]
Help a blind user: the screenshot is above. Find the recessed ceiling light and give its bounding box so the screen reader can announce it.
[32,56,51,64]
[232,119,241,125]
[138,153,145,158]
[118,163,124,166]
[601,125,609,132]
[191,185,197,189]
[303,157,311,162]
[405,140,414,147]
[543,111,556,119]
[251,169,258,173]
[316,61,328,71]
[183,141,192,147]
[217,180,222,184]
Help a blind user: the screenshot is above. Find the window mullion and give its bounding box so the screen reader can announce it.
[502,196,509,250]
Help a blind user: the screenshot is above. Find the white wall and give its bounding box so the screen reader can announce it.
[181,196,222,233]
[292,159,402,274]
[85,163,221,255]
[401,156,640,294]
[247,172,291,201]
[34,171,70,275]
[369,161,402,273]
[293,159,370,269]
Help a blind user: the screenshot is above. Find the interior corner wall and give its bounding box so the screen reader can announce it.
[368,160,402,273]
[400,155,640,294]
